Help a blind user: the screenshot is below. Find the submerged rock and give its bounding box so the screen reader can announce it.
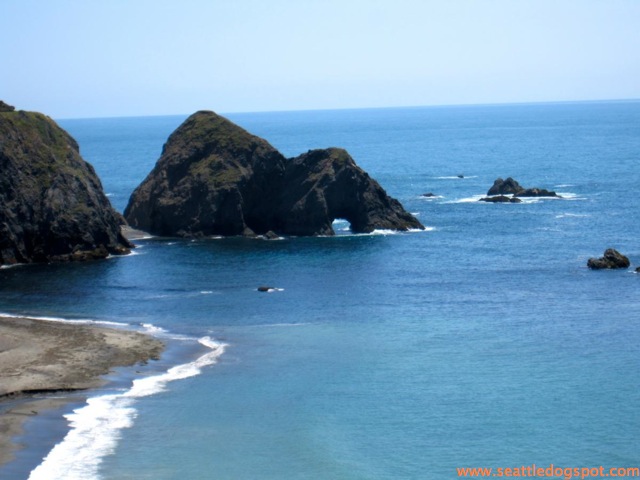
[0,104,132,265]
[587,249,630,270]
[125,111,424,237]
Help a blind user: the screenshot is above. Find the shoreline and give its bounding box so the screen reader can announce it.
[0,316,164,467]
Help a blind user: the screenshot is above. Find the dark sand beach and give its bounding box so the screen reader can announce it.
[0,316,164,466]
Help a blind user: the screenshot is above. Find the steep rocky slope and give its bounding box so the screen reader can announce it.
[0,104,131,265]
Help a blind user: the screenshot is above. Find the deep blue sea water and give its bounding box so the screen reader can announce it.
[1,101,639,479]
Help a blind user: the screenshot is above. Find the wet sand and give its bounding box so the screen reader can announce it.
[0,316,164,466]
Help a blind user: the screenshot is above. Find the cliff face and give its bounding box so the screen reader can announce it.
[0,107,132,265]
[124,111,423,237]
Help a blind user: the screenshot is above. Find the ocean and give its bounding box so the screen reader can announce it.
[0,101,639,479]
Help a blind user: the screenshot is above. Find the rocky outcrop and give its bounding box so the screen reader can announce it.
[587,249,630,270]
[0,105,132,265]
[486,177,560,198]
[124,111,423,237]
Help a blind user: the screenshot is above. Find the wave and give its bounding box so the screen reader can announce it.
[363,227,432,236]
[448,192,583,204]
[28,336,226,480]
[0,312,129,329]
[144,289,220,300]
[555,213,590,219]
[445,195,486,204]
[433,175,477,179]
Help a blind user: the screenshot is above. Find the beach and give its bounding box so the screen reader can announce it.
[0,316,164,466]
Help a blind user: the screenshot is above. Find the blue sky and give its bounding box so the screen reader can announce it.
[2,0,639,118]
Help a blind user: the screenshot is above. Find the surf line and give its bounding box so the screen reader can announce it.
[28,336,225,480]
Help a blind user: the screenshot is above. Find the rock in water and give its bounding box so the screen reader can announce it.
[0,106,132,265]
[487,177,524,196]
[587,248,630,270]
[124,111,424,237]
[486,177,560,198]
[479,195,522,203]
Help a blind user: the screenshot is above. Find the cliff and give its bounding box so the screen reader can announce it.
[125,111,423,237]
[0,105,132,265]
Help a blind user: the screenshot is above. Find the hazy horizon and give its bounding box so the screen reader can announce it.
[44,97,638,121]
[3,0,639,119]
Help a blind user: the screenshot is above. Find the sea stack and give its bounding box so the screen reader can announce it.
[124,111,423,237]
[0,103,132,265]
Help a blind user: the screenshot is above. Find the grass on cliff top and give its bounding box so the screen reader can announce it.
[174,110,271,154]
[0,111,89,187]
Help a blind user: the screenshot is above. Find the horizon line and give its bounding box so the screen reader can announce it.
[53,97,640,121]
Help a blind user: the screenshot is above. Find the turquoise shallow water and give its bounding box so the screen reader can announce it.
[1,101,639,479]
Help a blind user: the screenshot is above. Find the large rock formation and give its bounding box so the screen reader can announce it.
[587,249,630,270]
[124,111,423,237]
[0,105,132,265]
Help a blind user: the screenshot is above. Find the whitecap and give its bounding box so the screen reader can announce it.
[445,195,486,204]
[555,213,590,219]
[28,336,226,480]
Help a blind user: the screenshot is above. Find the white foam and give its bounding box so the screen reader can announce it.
[555,213,590,219]
[264,287,284,293]
[140,323,169,334]
[446,195,486,204]
[434,175,476,179]
[28,336,226,480]
[0,312,128,329]
[0,263,24,270]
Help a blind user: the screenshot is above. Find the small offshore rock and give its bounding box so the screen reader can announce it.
[421,192,436,198]
[487,177,524,196]
[587,248,630,270]
[515,188,560,198]
[257,286,273,292]
[479,195,522,203]
[487,177,560,198]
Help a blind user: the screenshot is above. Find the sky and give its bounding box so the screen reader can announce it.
[2,0,639,118]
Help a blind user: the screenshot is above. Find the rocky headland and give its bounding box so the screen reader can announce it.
[0,103,132,265]
[124,111,423,237]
